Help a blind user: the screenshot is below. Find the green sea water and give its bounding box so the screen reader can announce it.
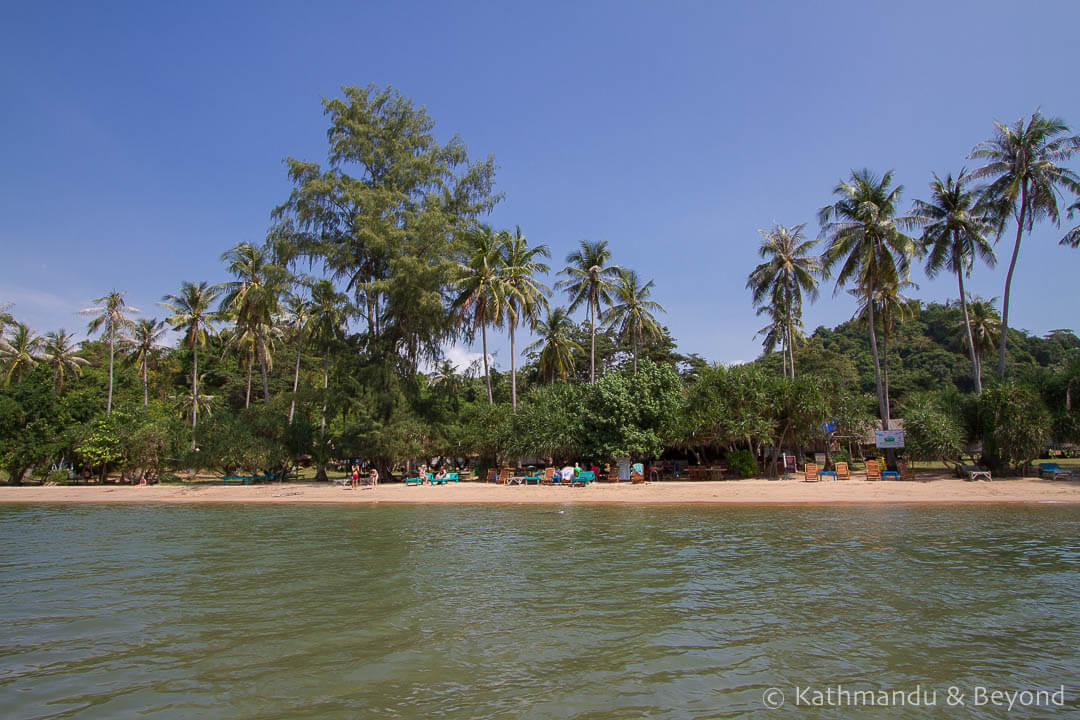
[1,503,1078,719]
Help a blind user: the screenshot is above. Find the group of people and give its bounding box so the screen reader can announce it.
[558,462,601,484]
[348,464,378,490]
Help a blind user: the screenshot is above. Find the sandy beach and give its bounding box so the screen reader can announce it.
[2,477,1078,505]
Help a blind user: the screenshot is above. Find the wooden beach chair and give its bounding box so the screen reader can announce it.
[540,467,557,485]
[486,468,498,483]
[834,461,850,481]
[897,460,915,482]
[607,467,620,483]
[803,462,820,482]
[865,460,882,481]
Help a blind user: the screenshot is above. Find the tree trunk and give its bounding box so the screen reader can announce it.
[633,334,638,375]
[510,323,517,410]
[881,324,891,419]
[957,265,980,394]
[787,317,796,378]
[289,337,302,424]
[482,317,492,405]
[106,329,114,416]
[245,349,252,409]
[589,301,596,383]
[320,354,328,439]
[191,343,198,451]
[259,336,270,407]
[142,355,148,408]
[999,183,1027,379]
[866,286,890,430]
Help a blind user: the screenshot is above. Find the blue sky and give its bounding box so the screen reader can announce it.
[3,1,1079,368]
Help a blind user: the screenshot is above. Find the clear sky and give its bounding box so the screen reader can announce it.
[3,1,1079,369]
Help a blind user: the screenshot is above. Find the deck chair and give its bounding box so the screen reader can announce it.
[540,467,557,485]
[804,462,820,482]
[486,468,498,483]
[630,463,645,483]
[607,468,620,483]
[834,461,850,481]
[865,460,882,481]
[897,460,915,482]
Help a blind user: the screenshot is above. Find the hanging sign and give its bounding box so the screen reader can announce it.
[875,430,905,448]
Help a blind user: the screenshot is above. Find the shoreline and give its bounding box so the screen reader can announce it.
[2,478,1079,506]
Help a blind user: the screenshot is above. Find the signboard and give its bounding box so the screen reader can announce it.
[814,453,826,466]
[875,430,905,448]
[783,455,797,474]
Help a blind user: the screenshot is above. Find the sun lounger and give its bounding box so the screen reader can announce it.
[834,461,850,481]
[804,462,820,482]
[897,460,915,481]
[865,460,882,481]
[1038,462,1076,480]
[961,464,992,481]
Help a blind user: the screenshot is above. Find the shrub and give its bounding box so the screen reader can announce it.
[727,449,757,478]
[978,382,1051,474]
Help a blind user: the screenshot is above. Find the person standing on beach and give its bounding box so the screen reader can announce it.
[369,468,378,490]
[351,464,359,490]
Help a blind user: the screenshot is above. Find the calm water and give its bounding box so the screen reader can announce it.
[1,503,1078,719]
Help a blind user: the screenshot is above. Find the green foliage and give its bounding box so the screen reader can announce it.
[901,394,964,468]
[76,413,125,477]
[726,449,757,478]
[977,382,1052,473]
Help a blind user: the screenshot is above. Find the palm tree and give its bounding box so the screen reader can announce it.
[913,170,997,393]
[282,291,312,425]
[746,223,821,378]
[498,226,550,409]
[969,111,1080,378]
[605,269,667,374]
[820,169,918,430]
[849,275,919,418]
[964,296,1001,389]
[82,291,137,415]
[556,239,619,383]
[524,307,582,383]
[40,330,88,394]
[452,225,506,404]
[0,323,43,385]
[220,242,284,406]
[307,280,348,442]
[754,303,801,377]
[1061,198,1080,248]
[161,281,221,449]
[0,302,13,339]
[128,319,167,408]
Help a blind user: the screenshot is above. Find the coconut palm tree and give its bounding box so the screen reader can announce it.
[964,296,1001,389]
[452,225,506,404]
[220,242,284,406]
[0,302,13,339]
[1061,198,1080,248]
[605,269,667,374]
[969,111,1080,378]
[913,170,997,393]
[850,275,919,418]
[524,307,581,383]
[498,226,550,409]
[40,329,88,394]
[820,169,918,430]
[556,239,619,383]
[161,281,221,450]
[0,323,43,385]
[281,291,312,425]
[307,280,348,441]
[128,318,167,408]
[82,291,137,415]
[746,223,821,378]
[754,303,801,377]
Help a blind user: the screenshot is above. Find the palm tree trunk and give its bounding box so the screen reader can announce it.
[881,325,891,419]
[866,288,890,430]
[787,318,796,378]
[289,338,301,425]
[245,350,252,409]
[142,355,149,408]
[482,319,493,405]
[589,301,596,383]
[633,334,638,375]
[320,354,328,439]
[999,184,1027,379]
[191,343,198,451]
[510,323,517,410]
[957,268,980,394]
[259,341,270,407]
[106,329,114,416]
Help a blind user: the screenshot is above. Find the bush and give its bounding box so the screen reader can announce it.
[45,468,70,484]
[978,382,1051,474]
[727,449,757,478]
[831,448,850,467]
[903,393,964,469]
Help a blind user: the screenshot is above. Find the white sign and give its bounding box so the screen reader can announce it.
[875,430,905,448]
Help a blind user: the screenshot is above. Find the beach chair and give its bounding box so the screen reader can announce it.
[897,460,915,482]
[403,475,424,486]
[607,468,620,483]
[865,460,882,481]
[804,462,820,482]
[486,468,498,483]
[540,467,557,485]
[1038,462,1076,480]
[572,470,595,487]
[630,463,645,483]
[834,461,850,481]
